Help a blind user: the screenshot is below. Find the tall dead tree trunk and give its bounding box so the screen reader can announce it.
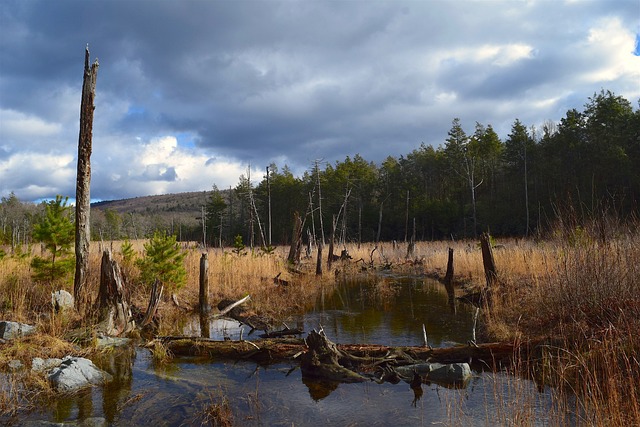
[74,46,98,310]
[287,211,303,264]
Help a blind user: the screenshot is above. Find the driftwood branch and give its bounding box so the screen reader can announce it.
[215,295,251,318]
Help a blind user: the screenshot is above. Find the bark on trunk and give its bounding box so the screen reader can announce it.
[287,211,303,265]
[315,242,323,276]
[444,247,456,313]
[74,46,99,310]
[327,215,337,269]
[300,330,367,383]
[199,253,209,314]
[140,279,163,328]
[480,232,498,288]
[96,250,134,336]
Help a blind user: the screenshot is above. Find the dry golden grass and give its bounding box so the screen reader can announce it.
[197,388,235,427]
[2,228,639,425]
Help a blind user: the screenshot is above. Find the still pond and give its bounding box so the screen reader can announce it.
[14,276,566,426]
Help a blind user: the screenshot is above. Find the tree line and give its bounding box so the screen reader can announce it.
[1,90,638,252]
[210,90,639,247]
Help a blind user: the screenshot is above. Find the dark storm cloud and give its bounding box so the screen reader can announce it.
[1,0,638,201]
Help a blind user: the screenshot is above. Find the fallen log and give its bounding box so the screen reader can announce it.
[147,336,305,364]
[150,334,550,368]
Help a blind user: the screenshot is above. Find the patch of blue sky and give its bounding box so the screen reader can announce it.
[634,33,640,56]
[33,197,105,205]
[176,132,197,148]
[126,105,146,116]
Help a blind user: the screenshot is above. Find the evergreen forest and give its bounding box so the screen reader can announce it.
[1,90,639,249]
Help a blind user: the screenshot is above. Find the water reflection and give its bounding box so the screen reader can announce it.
[11,276,561,426]
[307,277,475,347]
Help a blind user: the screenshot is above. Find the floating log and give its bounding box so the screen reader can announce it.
[150,334,550,369]
[147,336,305,364]
[259,327,303,339]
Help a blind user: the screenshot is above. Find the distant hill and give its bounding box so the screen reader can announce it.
[92,191,214,215]
[92,191,214,231]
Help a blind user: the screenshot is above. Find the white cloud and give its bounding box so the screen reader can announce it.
[1,0,639,202]
[438,43,535,68]
[88,133,261,200]
[0,109,62,140]
[581,17,640,85]
[0,151,75,199]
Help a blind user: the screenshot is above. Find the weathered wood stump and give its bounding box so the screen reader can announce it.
[300,330,367,383]
[96,250,135,336]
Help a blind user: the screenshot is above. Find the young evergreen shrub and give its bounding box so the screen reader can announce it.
[232,235,246,256]
[120,239,136,264]
[136,232,187,293]
[30,195,75,285]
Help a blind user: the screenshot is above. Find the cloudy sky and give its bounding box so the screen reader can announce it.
[1,0,639,203]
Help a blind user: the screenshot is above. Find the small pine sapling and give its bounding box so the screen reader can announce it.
[136,232,187,295]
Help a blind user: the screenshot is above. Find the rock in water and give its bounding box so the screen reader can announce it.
[426,362,472,384]
[48,356,112,392]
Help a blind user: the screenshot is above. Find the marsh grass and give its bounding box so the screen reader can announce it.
[0,333,86,419]
[2,227,639,425]
[197,388,234,427]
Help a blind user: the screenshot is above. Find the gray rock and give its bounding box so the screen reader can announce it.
[426,362,472,384]
[394,361,472,385]
[32,357,63,373]
[51,290,74,312]
[48,356,112,392]
[8,359,24,371]
[0,320,36,340]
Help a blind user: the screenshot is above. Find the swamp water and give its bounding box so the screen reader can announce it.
[12,276,563,426]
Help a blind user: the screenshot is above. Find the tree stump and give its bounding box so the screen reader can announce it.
[300,330,367,383]
[444,248,456,313]
[96,250,135,336]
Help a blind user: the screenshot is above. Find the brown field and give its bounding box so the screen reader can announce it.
[1,229,639,425]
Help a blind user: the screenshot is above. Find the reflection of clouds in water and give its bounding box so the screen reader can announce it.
[183,316,246,340]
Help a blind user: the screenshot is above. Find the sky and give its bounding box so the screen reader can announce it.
[1,0,639,203]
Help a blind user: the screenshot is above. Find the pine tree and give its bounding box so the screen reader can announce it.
[31,195,75,285]
[136,231,187,293]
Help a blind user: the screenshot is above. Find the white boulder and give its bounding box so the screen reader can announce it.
[51,290,74,312]
[0,320,35,340]
[48,356,112,392]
